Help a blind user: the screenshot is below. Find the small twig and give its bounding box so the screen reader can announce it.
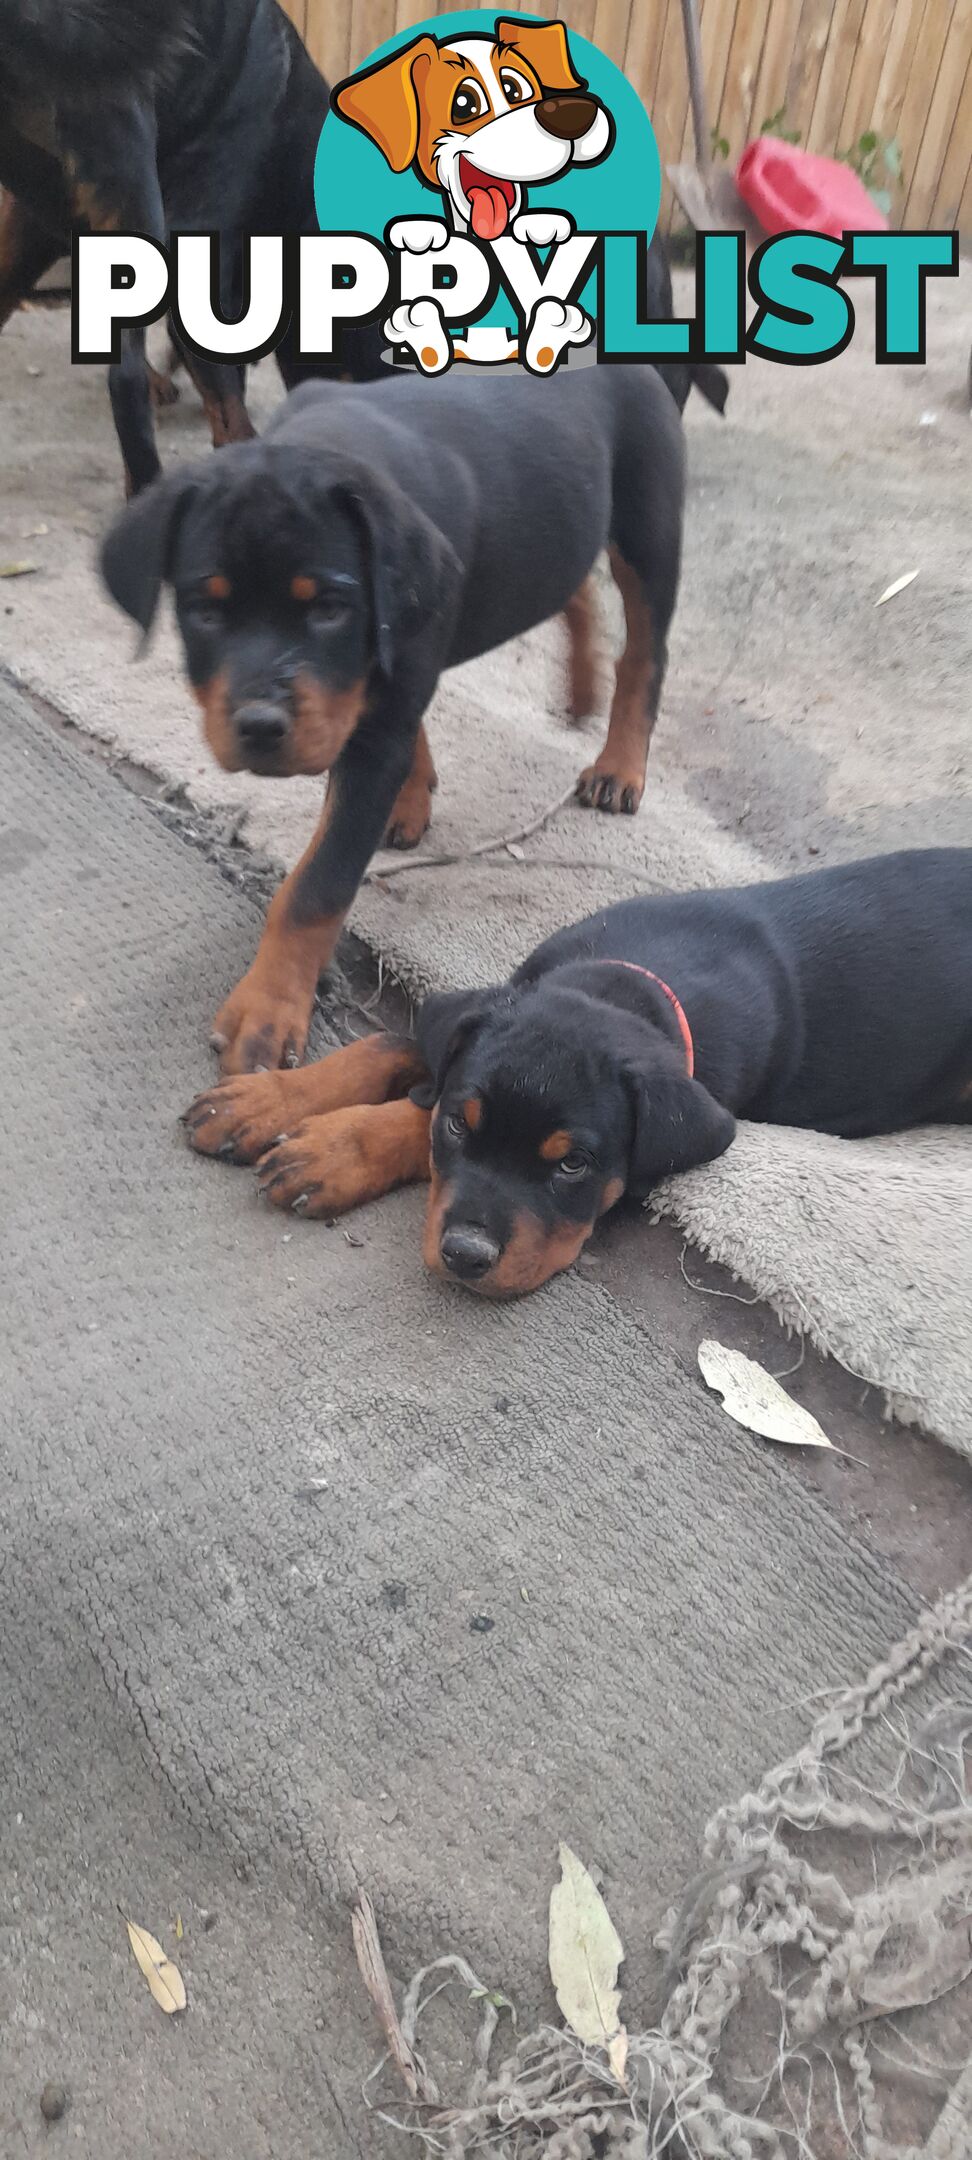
[351,1890,440,2105]
[772,1336,807,1381]
[678,1242,764,1305]
[363,784,576,883]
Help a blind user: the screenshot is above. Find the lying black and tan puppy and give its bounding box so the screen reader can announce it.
[184,847,972,1296]
[102,364,685,1072]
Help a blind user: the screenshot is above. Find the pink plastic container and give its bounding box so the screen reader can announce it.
[736,138,890,238]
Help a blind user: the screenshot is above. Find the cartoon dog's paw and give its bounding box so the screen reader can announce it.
[524,297,593,374]
[384,298,452,375]
[511,210,575,248]
[388,217,450,254]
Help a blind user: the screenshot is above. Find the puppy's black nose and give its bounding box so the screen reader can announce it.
[235,702,288,753]
[440,1224,500,1281]
[536,93,600,141]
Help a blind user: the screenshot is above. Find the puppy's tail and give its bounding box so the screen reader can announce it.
[692,362,730,415]
[0,0,191,94]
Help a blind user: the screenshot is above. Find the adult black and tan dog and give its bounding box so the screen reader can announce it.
[0,0,385,492]
[102,363,686,1073]
[184,849,972,1296]
[0,1,722,492]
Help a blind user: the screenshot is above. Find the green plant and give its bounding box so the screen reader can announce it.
[710,124,730,161]
[759,106,801,145]
[838,130,903,217]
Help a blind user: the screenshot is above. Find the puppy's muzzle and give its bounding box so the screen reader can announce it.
[536,94,600,141]
[234,701,290,760]
[439,1223,501,1283]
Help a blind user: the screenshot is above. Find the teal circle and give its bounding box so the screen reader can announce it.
[314,10,660,298]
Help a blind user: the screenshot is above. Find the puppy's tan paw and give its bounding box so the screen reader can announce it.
[575,762,644,815]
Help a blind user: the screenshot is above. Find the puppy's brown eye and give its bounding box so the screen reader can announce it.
[309,596,350,630]
[452,79,488,124]
[556,1151,590,1179]
[443,1111,466,1141]
[500,69,531,106]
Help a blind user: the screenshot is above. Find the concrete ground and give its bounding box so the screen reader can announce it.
[1,272,971,2151]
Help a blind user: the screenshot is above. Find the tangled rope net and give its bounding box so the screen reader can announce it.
[356,1580,972,2159]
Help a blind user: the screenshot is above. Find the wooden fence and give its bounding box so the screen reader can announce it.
[282,0,972,232]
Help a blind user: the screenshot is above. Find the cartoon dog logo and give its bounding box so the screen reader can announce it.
[334,16,612,237]
[332,16,614,370]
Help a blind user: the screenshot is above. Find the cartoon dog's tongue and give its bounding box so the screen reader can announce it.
[459,157,516,240]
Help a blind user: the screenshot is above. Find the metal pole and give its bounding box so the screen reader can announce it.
[680,0,711,170]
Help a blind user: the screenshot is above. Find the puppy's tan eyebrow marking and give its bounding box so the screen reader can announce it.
[463,1097,482,1131]
[291,575,317,602]
[539,1129,573,1162]
[204,574,231,599]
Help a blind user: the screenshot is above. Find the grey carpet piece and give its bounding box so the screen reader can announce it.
[0,685,935,2155]
[375,1581,972,2156]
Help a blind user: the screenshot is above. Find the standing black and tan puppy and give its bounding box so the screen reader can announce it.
[183,849,972,1295]
[102,363,685,1073]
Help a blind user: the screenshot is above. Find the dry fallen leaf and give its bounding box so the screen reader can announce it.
[698,1340,834,1450]
[174,1913,184,1942]
[0,562,38,579]
[607,2028,629,2085]
[875,569,918,606]
[548,1843,625,2052]
[126,1920,187,2014]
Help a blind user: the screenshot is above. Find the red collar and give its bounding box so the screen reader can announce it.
[601,960,695,1077]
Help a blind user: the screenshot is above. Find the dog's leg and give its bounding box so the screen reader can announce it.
[254,1100,433,1217]
[210,721,423,1075]
[575,546,670,815]
[176,344,255,449]
[383,723,438,849]
[62,97,166,492]
[164,212,254,449]
[146,356,180,408]
[0,193,62,329]
[183,1032,428,1163]
[564,575,600,724]
[109,326,163,495]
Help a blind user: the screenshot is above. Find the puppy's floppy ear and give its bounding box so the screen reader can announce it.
[101,467,202,641]
[495,17,585,91]
[338,473,461,680]
[624,1055,735,1198]
[332,36,438,172]
[410,986,499,1108]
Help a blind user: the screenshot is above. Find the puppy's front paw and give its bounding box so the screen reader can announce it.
[383,298,452,374]
[524,297,593,374]
[256,1111,374,1217]
[575,760,644,815]
[511,210,575,247]
[383,774,435,849]
[388,217,450,254]
[182,1072,295,1163]
[210,969,314,1075]
[256,1101,430,1216]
